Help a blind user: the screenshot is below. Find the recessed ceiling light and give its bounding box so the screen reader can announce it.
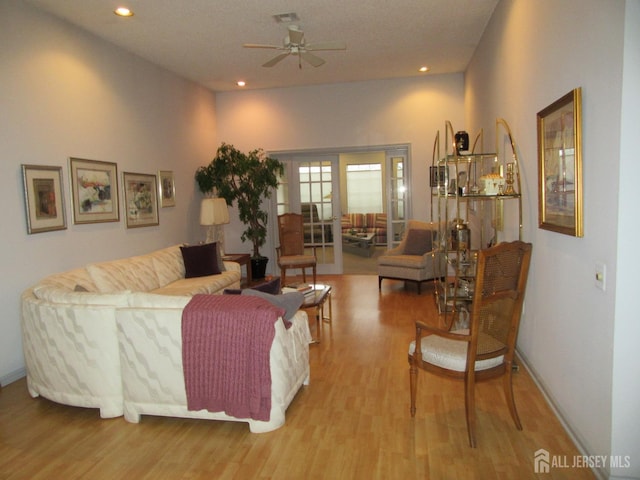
[114,7,134,17]
[237,81,246,87]
[419,66,430,73]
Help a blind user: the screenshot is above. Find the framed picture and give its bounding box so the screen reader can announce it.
[537,88,583,237]
[21,164,67,234]
[123,172,159,228]
[430,165,447,188]
[158,170,176,207]
[69,157,120,224]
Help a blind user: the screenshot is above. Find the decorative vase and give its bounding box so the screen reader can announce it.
[250,256,269,279]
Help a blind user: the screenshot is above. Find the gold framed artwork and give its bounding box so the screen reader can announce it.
[123,172,159,228]
[69,157,120,224]
[537,87,583,237]
[158,170,176,207]
[21,164,67,234]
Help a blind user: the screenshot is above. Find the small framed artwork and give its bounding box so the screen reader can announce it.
[123,172,159,228]
[158,170,176,207]
[21,164,67,234]
[537,88,583,237]
[69,157,120,224]
[430,165,447,188]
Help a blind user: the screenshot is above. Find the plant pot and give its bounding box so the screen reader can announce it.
[250,256,268,280]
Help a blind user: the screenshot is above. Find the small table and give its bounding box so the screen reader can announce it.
[222,253,252,287]
[300,284,332,343]
[342,232,376,257]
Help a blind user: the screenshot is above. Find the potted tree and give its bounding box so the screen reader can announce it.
[195,143,284,279]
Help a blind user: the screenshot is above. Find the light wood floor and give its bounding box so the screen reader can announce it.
[0,275,595,479]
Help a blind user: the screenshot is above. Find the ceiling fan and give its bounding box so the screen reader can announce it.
[243,25,346,69]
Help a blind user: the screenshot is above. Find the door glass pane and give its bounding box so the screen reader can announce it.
[389,155,408,246]
[346,163,383,213]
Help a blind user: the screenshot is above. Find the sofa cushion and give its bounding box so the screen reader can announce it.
[39,268,98,292]
[180,243,221,278]
[403,229,433,256]
[33,285,130,306]
[150,245,185,286]
[241,289,303,321]
[127,292,191,309]
[87,254,160,293]
[151,269,240,296]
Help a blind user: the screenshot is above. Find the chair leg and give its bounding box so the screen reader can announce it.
[281,268,287,288]
[378,276,383,291]
[464,372,477,448]
[301,269,307,283]
[409,359,418,417]
[504,363,523,430]
[312,265,316,287]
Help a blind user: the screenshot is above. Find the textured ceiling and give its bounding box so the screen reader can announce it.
[26,0,499,92]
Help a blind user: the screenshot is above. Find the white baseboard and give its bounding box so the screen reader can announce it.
[0,367,26,388]
[515,350,607,480]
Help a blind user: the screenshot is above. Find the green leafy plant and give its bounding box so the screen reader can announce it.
[195,143,284,258]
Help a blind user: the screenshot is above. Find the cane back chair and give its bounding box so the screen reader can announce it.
[409,240,532,447]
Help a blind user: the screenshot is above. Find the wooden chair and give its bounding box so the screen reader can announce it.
[276,213,317,287]
[409,240,532,447]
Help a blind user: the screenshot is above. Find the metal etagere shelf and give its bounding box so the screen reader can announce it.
[431,119,523,328]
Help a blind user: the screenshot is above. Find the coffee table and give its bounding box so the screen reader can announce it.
[300,284,332,343]
[342,232,376,257]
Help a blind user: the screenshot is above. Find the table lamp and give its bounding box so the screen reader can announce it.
[200,198,230,255]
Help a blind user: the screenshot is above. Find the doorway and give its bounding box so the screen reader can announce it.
[271,145,410,275]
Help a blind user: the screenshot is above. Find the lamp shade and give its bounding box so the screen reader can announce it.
[200,198,230,226]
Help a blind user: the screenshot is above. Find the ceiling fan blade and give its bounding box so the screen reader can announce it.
[300,51,325,67]
[305,41,347,51]
[243,43,281,49]
[287,26,304,45]
[263,52,290,67]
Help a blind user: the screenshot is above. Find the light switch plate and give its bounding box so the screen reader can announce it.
[595,262,606,291]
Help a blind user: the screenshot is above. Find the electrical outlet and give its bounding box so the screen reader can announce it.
[595,262,606,291]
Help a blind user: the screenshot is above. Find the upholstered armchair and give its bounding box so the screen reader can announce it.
[377,220,445,294]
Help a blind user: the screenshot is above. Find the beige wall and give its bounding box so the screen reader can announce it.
[466,0,638,476]
[0,2,217,382]
[215,75,465,259]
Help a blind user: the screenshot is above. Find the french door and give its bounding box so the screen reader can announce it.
[271,145,410,275]
[273,153,342,274]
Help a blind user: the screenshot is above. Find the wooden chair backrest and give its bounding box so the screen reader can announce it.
[278,213,305,256]
[468,241,532,363]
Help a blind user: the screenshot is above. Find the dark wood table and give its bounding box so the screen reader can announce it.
[299,284,332,343]
[222,253,252,286]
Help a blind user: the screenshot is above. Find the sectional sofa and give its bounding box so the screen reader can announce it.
[21,244,312,432]
[341,213,388,245]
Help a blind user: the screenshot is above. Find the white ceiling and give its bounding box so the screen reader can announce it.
[26,0,499,92]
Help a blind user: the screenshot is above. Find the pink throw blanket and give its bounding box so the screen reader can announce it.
[181,294,285,422]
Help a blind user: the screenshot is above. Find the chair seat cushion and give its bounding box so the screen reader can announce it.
[278,255,316,267]
[409,329,504,372]
[378,254,428,268]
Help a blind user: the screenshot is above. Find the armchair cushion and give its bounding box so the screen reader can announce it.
[403,229,433,255]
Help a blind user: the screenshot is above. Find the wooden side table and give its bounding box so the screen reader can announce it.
[222,253,252,287]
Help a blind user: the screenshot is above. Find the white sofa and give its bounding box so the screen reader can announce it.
[21,245,312,432]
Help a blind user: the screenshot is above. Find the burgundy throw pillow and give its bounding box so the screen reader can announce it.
[180,243,221,278]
